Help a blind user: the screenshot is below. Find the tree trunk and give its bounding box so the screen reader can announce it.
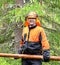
[14,22,23,53]
[15,0,24,8]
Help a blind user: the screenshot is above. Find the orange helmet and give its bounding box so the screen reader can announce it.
[27,11,38,19]
[24,11,41,26]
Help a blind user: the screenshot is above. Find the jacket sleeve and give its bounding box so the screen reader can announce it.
[20,28,24,47]
[20,37,23,47]
[41,28,50,50]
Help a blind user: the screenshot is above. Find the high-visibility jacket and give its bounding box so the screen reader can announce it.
[20,19,50,54]
[20,26,49,49]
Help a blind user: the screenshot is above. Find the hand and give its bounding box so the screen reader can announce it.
[18,47,23,54]
[43,50,50,62]
[18,43,27,54]
[14,48,22,59]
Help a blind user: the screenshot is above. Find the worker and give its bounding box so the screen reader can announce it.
[19,11,50,65]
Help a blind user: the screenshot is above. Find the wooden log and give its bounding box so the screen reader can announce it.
[0,53,60,61]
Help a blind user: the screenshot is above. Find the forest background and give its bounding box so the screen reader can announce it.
[0,0,60,65]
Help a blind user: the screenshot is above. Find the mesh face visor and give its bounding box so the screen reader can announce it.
[28,18,36,23]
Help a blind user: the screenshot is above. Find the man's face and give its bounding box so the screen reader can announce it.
[28,18,36,26]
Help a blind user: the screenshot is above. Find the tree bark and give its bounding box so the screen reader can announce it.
[15,0,23,7]
[14,22,23,53]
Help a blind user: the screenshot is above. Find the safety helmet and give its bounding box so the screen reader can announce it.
[24,11,41,26]
[27,11,38,19]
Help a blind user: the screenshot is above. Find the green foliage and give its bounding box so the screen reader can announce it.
[0,57,21,65]
[0,57,10,65]
[0,0,60,65]
[0,27,13,43]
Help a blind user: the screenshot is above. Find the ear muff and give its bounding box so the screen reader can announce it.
[24,20,29,26]
[36,18,41,26]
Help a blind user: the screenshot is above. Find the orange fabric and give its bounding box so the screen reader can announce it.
[20,36,24,47]
[20,26,50,50]
[41,28,50,50]
[24,27,41,42]
[20,40,23,47]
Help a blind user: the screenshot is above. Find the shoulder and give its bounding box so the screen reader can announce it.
[22,26,29,33]
[23,26,28,30]
[36,26,44,31]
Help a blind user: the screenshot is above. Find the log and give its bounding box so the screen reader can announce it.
[0,53,60,61]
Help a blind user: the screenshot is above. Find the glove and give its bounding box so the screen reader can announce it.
[14,43,27,60]
[14,47,23,59]
[18,47,23,54]
[43,49,50,62]
[18,43,27,54]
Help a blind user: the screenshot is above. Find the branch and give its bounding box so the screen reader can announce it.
[42,26,60,32]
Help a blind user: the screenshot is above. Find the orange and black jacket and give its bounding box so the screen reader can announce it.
[20,20,50,54]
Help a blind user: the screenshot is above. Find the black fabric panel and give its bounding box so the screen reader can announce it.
[23,41,42,54]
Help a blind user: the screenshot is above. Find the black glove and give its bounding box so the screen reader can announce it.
[14,47,23,59]
[14,43,27,59]
[43,49,50,62]
[18,47,23,54]
[18,43,27,54]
